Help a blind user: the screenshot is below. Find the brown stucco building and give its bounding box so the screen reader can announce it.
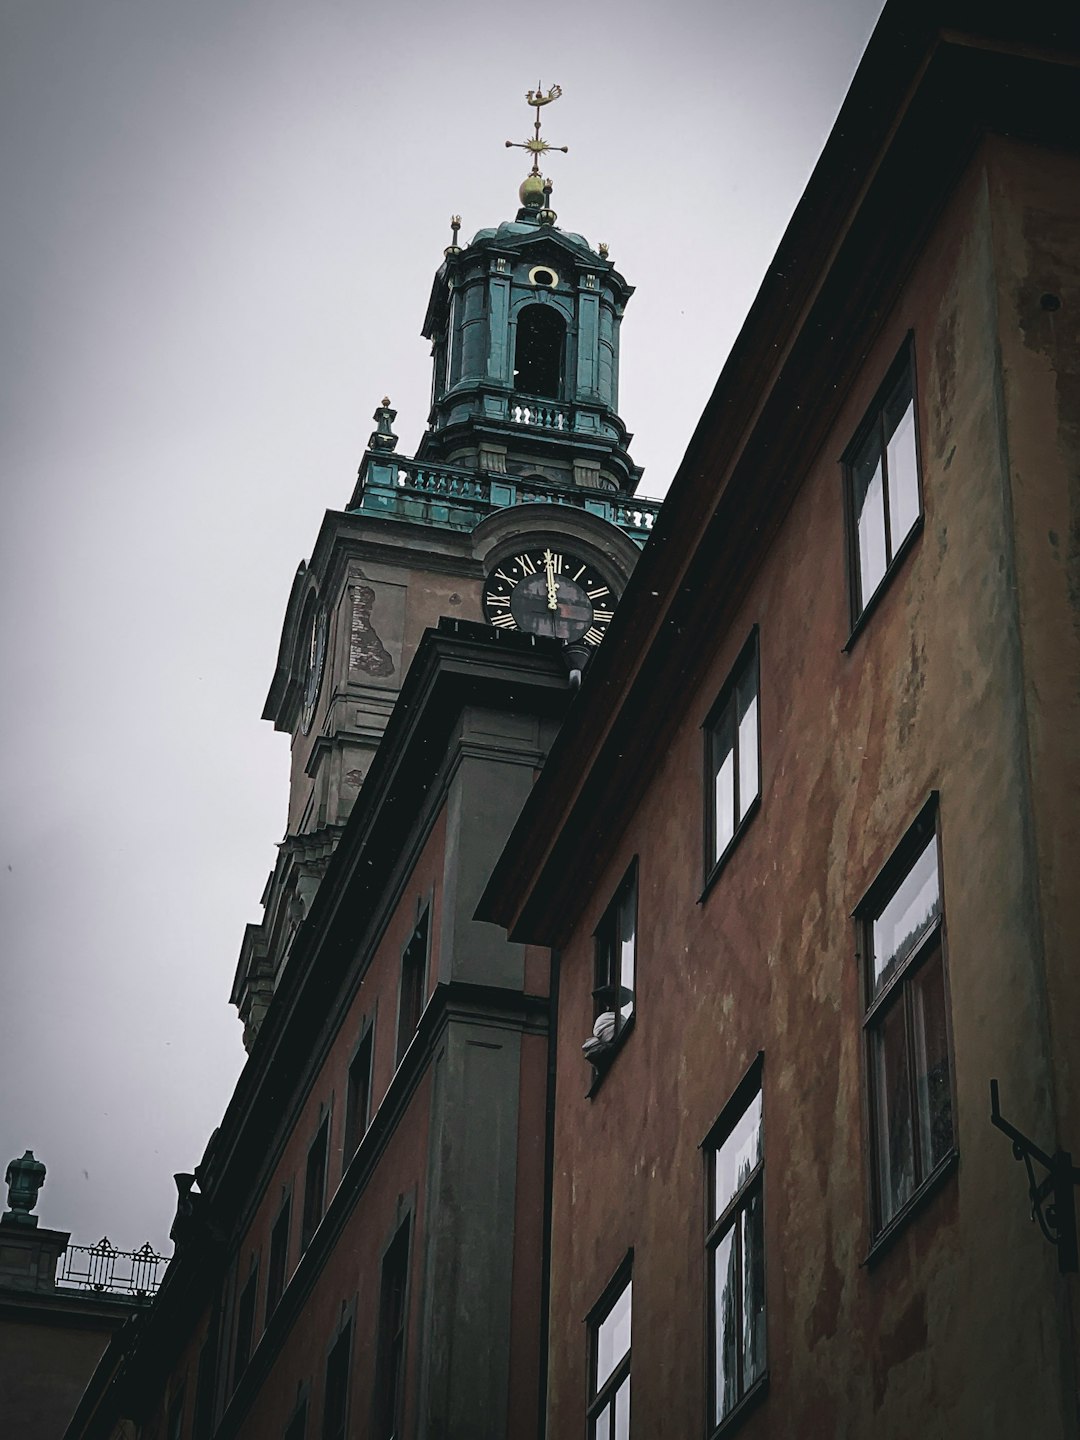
[64,3,1079,1439]
[481,4,1080,1437]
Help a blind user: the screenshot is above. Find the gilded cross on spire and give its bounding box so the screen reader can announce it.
[505,83,568,175]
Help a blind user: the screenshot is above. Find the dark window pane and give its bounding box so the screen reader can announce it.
[233,1271,257,1384]
[397,912,429,1064]
[871,835,939,994]
[714,1228,739,1422]
[301,1119,329,1252]
[596,1279,631,1392]
[853,438,887,603]
[266,1199,291,1317]
[714,1089,762,1220]
[167,1385,185,1440]
[911,953,954,1171]
[284,1398,308,1440]
[742,1186,766,1388]
[375,1222,410,1440]
[344,1030,373,1161]
[871,998,915,1224]
[322,1322,351,1440]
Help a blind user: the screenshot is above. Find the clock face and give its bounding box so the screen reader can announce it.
[300,605,328,735]
[482,547,616,646]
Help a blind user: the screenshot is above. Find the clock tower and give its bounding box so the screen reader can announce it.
[232,89,660,1045]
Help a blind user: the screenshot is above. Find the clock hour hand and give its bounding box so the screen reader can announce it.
[543,548,558,610]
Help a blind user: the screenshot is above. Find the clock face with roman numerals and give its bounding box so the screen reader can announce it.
[482,547,616,646]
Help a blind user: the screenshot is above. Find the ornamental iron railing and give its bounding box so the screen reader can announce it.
[56,1237,168,1297]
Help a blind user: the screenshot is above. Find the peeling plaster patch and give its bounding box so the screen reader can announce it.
[806,1222,843,1346]
[931,307,958,460]
[872,1291,929,1412]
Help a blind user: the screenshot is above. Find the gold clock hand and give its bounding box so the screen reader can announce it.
[543,549,558,610]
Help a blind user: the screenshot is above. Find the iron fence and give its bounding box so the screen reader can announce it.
[56,1237,168,1297]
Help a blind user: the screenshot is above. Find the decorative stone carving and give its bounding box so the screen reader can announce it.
[350,582,395,677]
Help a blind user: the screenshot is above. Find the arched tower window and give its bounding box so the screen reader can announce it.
[513,305,565,399]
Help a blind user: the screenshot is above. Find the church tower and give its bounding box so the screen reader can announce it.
[233,89,660,1045]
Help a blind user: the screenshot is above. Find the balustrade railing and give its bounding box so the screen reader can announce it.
[360,455,661,540]
[510,400,567,431]
[56,1237,167,1297]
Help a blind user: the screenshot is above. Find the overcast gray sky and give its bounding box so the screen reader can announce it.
[1,0,884,1257]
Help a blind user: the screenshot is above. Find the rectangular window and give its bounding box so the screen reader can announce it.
[283,1394,308,1440]
[301,1116,330,1252]
[584,862,637,1066]
[375,1219,411,1440]
[266,1196,291,1319]
[192,1334,217,1439]
[844,343,921,622]
[858,800,955,1236]
[705,1063,766,1429]
[587,1262,631,1440]
[322,1321,352,1440]
[233,1265,258,1387]
[704,631,760,882]
[167,1383,185,1440]
[396,909,430,1066]
[343,1024,374,1162]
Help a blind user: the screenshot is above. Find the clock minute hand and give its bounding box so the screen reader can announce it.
[543,549,558,610]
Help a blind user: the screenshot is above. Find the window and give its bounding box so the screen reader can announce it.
[192,1334,217,1439]
[233,1263,258,1387]
[704,1063,766,1429]
[583,862,637,1067]
[396,909,429,1066]
[587,1261,631,1440]
[166,1383,185,1440]
[704,631,760,882]
[301,1115,330,1252]
[858,799,955,1237]
[844,343,921,622]
[513,303,565,398]
[266,1195,291,1318]
[343,1023,374,1161]
[284,1393,308,1440]
[322,1320,352,1440]
[374,1219,411,1440]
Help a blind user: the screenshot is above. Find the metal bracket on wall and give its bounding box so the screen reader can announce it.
[990,1079,1080,1273]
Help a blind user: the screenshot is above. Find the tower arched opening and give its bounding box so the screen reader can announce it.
[513,305,565,400]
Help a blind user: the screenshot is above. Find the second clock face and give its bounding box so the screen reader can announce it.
[482,547,616,646]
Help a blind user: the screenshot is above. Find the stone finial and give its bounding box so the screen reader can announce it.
[598,241,609,260]
[3,1150,46,1227]
[538,178,557,227]
[368,398,399,453]
[444,214,463,257]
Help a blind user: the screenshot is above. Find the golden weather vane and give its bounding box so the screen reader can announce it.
[505,83,568,175]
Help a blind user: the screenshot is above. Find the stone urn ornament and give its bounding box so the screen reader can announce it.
[3,1149,46,1226]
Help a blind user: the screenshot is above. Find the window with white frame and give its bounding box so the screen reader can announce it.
[858,798,955,1235]
[587,1260,631,1440]
[704,631,760,881]
[583,862,637,1067]
[844,342,921,622]
[705,1063,766,1428]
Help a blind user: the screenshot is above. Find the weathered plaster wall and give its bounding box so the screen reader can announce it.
[546,144,1077,1439]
